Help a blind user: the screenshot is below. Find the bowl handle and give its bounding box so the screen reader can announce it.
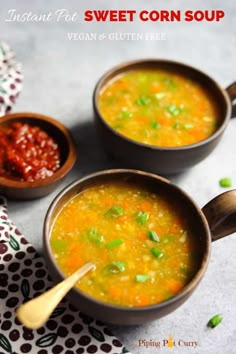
[202,190,236,241]
[226,82,236,118]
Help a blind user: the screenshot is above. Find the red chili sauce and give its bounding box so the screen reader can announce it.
[0,122,61,182]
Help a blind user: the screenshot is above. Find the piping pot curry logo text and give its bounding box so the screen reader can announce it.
[138,335,198,349]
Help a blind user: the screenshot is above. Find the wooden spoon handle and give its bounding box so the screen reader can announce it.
[16,262,95,329]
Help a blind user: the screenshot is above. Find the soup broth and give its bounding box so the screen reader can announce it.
[50,182,200,307]
[98,69,218,147]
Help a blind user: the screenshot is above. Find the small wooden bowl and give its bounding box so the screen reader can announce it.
[0,112,77,200]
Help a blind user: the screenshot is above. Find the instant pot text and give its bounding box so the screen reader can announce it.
[5,8,225,23]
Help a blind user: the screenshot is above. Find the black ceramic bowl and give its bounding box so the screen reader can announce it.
[0,112,77,200]
[93,59,236,174]
[43,169,236,325]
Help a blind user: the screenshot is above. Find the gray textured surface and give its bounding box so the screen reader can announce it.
[1,0,236,353]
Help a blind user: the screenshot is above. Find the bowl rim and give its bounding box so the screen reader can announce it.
[0,112,77,188]
[43,168,211,314]
[93,58,232,151]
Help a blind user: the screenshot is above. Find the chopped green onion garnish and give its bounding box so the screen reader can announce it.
[104,205,123,218]
[151,247,164,259]
[207,314,223,328]
[149,120,160,129]
[87,228,104,245]
[103,261,126,275]
[219,177,232,188]
[183,123,193,130]
[135,274,150,283]
[155,92,166,99]
[147,230,160,242]
[165,105,180,116]
[117,110,133,119]
[136,211,149,226]
[136,95,149,106]
[106,238,123,249]
[173,122,180,129]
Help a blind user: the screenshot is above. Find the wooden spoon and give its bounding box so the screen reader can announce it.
[16,262,95,329]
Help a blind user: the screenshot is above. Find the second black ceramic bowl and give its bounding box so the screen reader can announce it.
[93,59,236,174]
[43,169,236,325]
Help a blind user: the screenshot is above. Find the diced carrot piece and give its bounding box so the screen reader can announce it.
[166,279,183,293]
[169,259,179,268]
[190,130,205,141]
[103,197,113,206]
[122,199,130,209]
[155,295,164,303]
[141,201,152,211]
[197,101,206,110]
[137,231,147,241]
[118,216,126,224]
[136,295,150,306]
[108,287,122,299]
[117,81,129,90]
[68,244,81,255]
[66,258,82,270]
[136,116,148,124]
[170,223,180,234]
[149,83,160,93]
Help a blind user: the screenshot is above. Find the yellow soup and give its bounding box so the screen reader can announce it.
[98,69,218,147]
[50,182,200,307]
